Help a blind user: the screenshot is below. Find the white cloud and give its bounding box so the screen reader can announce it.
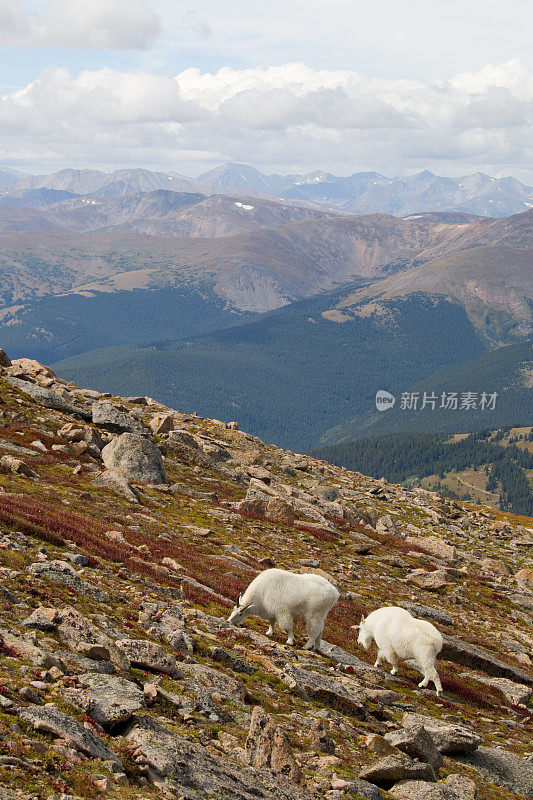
[0,60,532,179]
[0,0,160,50]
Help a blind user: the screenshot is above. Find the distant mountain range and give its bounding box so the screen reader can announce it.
[1,162,531,451]
[2,162,533,217]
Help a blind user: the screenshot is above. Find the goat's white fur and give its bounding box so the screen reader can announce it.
[228,568,339,650]
[358,606,443,695]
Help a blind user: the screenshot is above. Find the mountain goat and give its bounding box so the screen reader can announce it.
[357,606,443,695]
[228,568,339,650]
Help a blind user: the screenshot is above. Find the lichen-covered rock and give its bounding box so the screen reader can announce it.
[91,402,147,434]
[101,433,166,484]
[389,776,477,799]
[359,753,436,786]
[61,673,144,729]
[385,724,443,770]
[115,638,177,675]
[282,664,367,719]
[456,746,533,796]
[4,376,90,419]
[93,469,140,502]
[18,705,122,766]
[245,706,301,781]
[441,635,533,685]
[125,714,312,799]
[27,561,107,602]
[401,713,481,754]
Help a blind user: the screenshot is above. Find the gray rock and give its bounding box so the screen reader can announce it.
[282,664,368,719]
[441,634,533,685]
[180,662,245,702]
[18,705,121,766]
[401,713,481,754]
[91,402,147,434]
[93,469,140,502]
[245,706,301,781]
[399,602,453,626]
[346,779,385,799]
[27,560,107,602]
[359,754,436,786]
[0,455,39,478]
[101,433,166,484]
[456,746,533,796]
[61,673,144,729]
[388,776,476,800]
[115,638,177,675]
[385,724,443,770]
[4,377,90,419]
[125,714,312,799]
[210,646,256,675]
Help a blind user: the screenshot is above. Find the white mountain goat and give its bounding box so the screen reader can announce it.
[228,568,339,650]
[357,606,443,695]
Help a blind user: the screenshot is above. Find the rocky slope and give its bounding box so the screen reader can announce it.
[0,351,531,800]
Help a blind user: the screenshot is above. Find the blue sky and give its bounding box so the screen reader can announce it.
[2,0,532,179]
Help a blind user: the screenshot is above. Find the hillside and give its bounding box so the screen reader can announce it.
[311,428,533,516]
[0,352,531,800]
[320,342,533,446]
[335,210,533,342]
[52,291,487,450]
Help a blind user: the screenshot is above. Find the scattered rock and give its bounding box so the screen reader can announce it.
[27,561,107,602]
[115,638,178,675]
[125,714,312,799]
[18,705,122,766]
[282,664,368,719]
[245,706,301,781]
[407,569,451,591]
[401,713,481,754]
[406,535,457,563]
[309,719,336,754]
[149,413,175,435]
[440,634,533,685]
[91,402,147,434]
[61,673,144,729]
[0,455,39,478]
[359,753,436,786]
[456,746,533,796]
[345,780,385,800]
[385,724,443,770]
[101,433,167,484]
[515,567,533,592]
[93,469,140,502]
[4,377,90,419]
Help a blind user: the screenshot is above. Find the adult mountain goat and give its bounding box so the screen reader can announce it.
[357,606,443,695]
[228,568,339,650]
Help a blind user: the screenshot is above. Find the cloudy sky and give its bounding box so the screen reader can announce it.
[2,0,533,180]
